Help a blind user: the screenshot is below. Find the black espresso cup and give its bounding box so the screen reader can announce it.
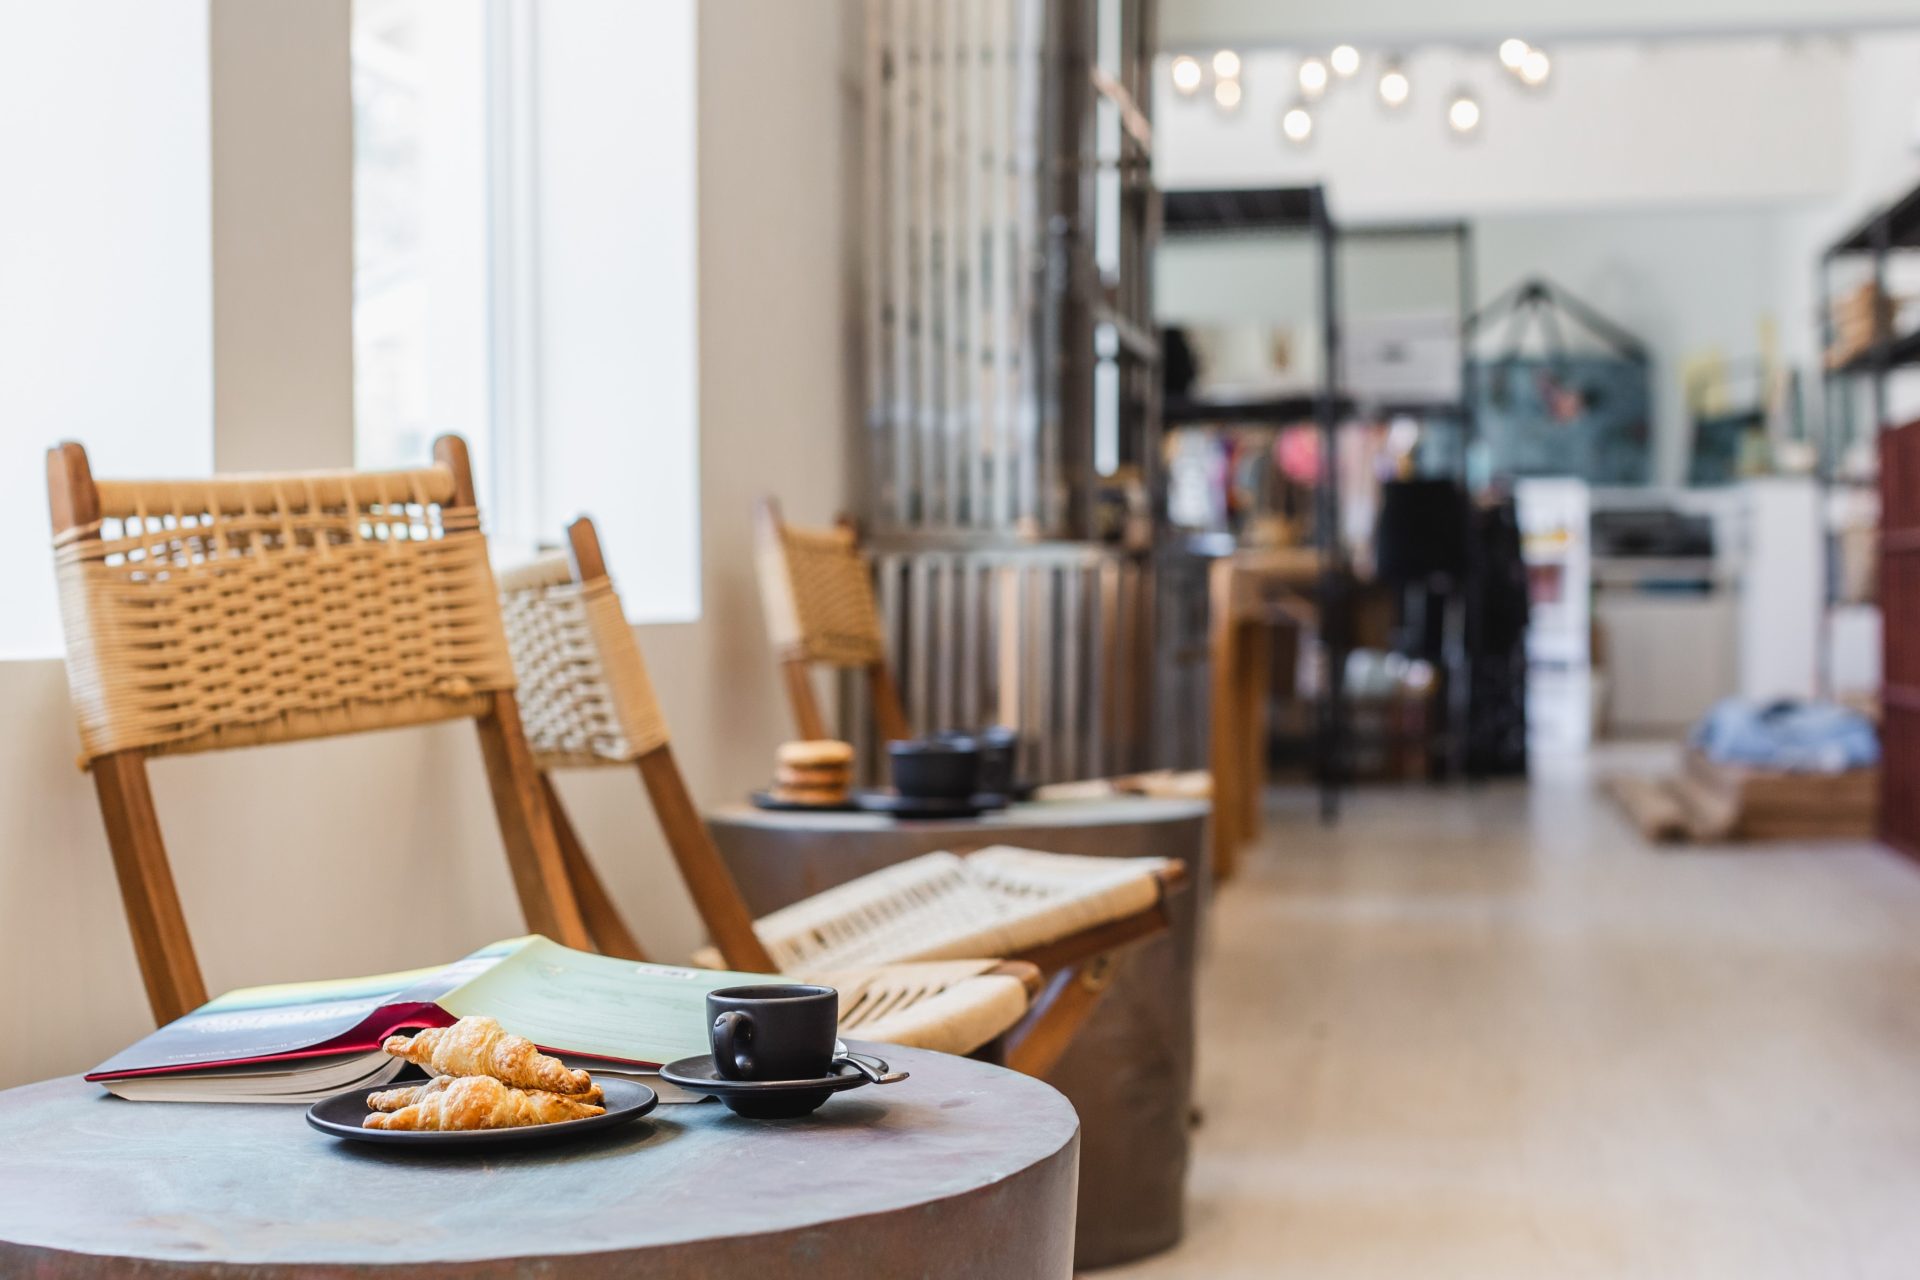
[889,737,980,799]
[708,984,839,1082]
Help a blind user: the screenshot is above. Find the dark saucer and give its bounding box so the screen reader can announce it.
[749,789,861,813]
[658,1054,903,1119]
[852,790,998,820]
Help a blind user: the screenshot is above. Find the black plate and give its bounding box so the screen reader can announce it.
[306,1078,657,1148]
[659,1054,896,1119]
[851,790,999,820]
[749,789,861,813]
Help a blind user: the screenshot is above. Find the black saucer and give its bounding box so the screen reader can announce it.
[749,789,860,813]
[658,1054,902,1119]
[852,790,1002,820]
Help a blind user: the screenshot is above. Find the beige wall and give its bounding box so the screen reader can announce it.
[0,0,860,1089]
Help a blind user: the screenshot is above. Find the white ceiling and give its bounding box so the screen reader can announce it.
[1160,0,1920,50]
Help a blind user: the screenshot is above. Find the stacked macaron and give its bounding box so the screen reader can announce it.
[771,740,855,806]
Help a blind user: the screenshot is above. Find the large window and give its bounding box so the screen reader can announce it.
[352,0,700,622]
[0,0,213,658]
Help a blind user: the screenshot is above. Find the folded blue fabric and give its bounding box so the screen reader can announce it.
[1690,698,1880,773]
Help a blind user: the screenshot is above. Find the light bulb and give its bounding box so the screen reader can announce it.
[1499,38,1530,70]
[1518,47,1551,87]
[1447,88,1482,134]
[1298,55,1330,99]
[1212,49,1241,80]
[1330,44,1361,78]
[1378,59,1410,109]
[1213,77,1243,112]
[1281,102,1314,145]
[1171,54,1204,96]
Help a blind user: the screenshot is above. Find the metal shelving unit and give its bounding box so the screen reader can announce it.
[1159,184,1347,820]
[1819,179,1920,473]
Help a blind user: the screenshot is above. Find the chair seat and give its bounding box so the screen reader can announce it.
[753,846,1171,971]
[800,960,1037,1056]
[679,951,1039,1057]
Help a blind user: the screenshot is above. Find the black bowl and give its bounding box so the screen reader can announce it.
[889,738,980,799]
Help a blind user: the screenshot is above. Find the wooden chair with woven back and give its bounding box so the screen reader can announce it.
[497,518,1039,1060]
[514,515,1187,1076]
[47,436,592,1026]
[752,496,912,745]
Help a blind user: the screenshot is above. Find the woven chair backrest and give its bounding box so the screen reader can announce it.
[53,464,516,765]
[756,513,887,669]
[497,553,670,768]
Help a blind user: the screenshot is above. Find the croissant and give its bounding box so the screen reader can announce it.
[382,1017,591,1095]
[362,1075,604,1131]
[368,1075,604,1112]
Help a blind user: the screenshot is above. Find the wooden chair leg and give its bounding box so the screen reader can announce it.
[538,773,646,961]
[474,692,592,950]
[635,745,779,973]
[867,662,913,744]
[91,752,208,1025]
[782,656,832,742]
[1209,600,1243,881]
[1005,958,1116,1079]
[1238,622,1271,857]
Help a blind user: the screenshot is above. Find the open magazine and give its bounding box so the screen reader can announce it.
[89,936,772,1103]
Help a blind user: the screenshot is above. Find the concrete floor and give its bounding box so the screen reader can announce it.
[1109,749,1920,1279]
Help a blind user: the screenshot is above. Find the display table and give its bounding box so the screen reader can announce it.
[707,796,1209,1269]
[0,1044,1078,1279]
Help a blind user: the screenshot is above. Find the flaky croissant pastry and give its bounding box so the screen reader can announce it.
[367,1075,604,1112]
[362,1075,605,1130]
[382,1016,591,1095]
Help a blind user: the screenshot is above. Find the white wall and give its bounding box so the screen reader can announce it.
[0,0,861,1090]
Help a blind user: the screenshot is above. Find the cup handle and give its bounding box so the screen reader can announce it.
[712,1011,754,1080]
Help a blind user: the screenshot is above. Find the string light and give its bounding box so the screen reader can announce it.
[1170,54,1204,96]
[1330,44,1361,78]
[1212,49,1241,79]
[1377,58,1410,109]
[1447,86,1482,134]
[1518,47,1552,87]
[1214,77,1243,112]
[1499,38,1530,70]
[1281,100,1315,145]
[1298,55,1330,99]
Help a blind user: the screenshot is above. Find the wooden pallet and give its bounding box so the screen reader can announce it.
[1605,752,1878,844]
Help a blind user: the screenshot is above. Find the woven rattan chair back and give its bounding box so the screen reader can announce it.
[498,517,775,970]
[753,498,911,743]
[48,437,590,1025]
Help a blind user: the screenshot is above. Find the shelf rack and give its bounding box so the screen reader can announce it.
[1160,184,1347,821]
[1819,176,1920,467]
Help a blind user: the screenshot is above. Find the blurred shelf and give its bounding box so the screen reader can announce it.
[1829,181,1920,256]
[1827,327,1920,375]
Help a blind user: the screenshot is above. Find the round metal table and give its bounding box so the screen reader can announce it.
[0,1044,1078,1279]
[708,796,1210,1269]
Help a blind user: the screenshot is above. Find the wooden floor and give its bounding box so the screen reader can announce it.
[1110,748,1920,1279]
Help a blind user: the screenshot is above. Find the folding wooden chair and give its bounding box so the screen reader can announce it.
[497,520,1036,1058]
[753,497,912,744]
[502,517,1186,1073]
[47,436,591,1026]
